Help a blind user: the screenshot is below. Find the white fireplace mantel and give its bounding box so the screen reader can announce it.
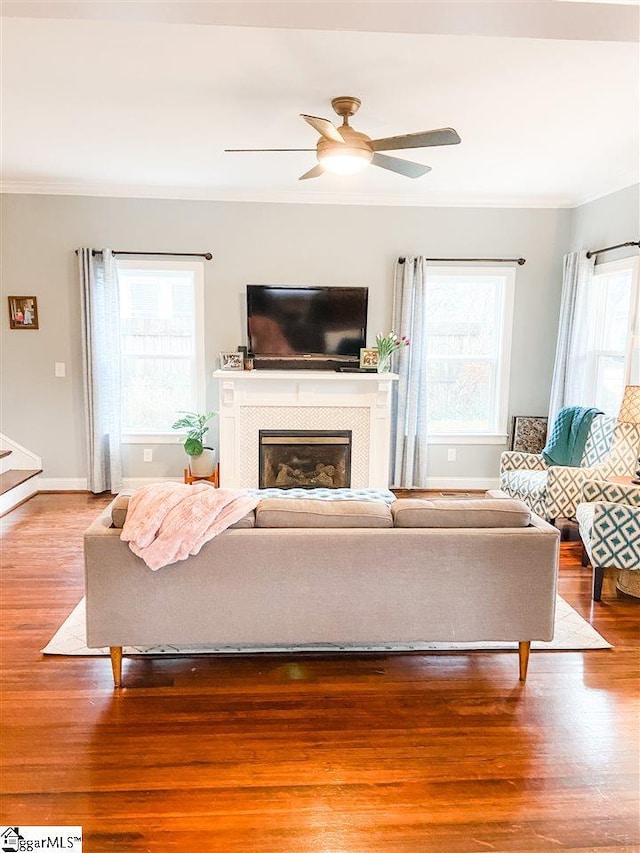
[212,370,397,489]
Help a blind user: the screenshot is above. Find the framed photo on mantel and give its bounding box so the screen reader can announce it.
[509,416,548,454]
[219,351,244,371]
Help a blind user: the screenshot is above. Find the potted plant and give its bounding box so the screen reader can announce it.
[172,410,218,477]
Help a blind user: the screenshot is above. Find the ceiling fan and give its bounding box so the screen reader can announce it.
[225,96,461,180]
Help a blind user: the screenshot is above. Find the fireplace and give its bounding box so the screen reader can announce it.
[259,430,352,489]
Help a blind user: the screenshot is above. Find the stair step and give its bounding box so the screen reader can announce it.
[0,469,42,496]
[0,450,12,459]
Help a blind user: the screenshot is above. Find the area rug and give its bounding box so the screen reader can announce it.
[42,596,611,655]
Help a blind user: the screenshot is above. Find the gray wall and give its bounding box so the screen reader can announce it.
[570,183,639,259]
[0,189,621,487]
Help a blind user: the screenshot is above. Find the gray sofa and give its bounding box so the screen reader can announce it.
[84,494,560,687]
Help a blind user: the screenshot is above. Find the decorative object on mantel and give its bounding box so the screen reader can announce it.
[219,351,243,371]
[375,331,410,374]
[359,347,378,370]
[510,416,548,454]
[171,410,218,478]
[7,295,38,329]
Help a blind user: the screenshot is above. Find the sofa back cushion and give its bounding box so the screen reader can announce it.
[255,498,393,528]
[392,498,531,528]
[110,493,256,529]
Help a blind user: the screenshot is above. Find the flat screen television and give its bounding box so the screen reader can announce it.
[246,285,368,368]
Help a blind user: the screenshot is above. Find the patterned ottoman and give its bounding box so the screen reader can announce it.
[248,487,396,505]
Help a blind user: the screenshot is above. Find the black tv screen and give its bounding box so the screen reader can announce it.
[247,285,368,359]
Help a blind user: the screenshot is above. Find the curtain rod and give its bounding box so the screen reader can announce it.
[75,249,213,260]
[399,256,526,265]
[586,240,640,259]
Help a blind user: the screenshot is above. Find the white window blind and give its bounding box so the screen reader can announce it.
[117,259,205,437]
[424,266,515,437]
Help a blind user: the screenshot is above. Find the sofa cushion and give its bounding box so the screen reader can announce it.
[392,498,531,528]
[255,498,393,528]
[110,493,256,529]
[111,492,133,528]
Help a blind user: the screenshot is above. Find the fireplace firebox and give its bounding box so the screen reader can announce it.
[259,430,352,489]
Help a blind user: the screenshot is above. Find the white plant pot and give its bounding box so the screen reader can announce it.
[188,448,217,477]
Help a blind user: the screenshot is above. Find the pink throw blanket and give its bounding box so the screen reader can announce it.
[121,482,258,571]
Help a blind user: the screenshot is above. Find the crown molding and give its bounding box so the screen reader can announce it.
[570,177,639,208]
[0,180,583,209]
[2,177,637,209]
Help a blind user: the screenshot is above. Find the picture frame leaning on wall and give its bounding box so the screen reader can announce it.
[509,416,548,454]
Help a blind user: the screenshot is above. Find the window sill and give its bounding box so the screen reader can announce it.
[427,434,508,445]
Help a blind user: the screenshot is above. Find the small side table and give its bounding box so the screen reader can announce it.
[184,464,219,487]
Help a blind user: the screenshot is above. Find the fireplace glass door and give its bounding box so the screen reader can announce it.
[259,430,352,489]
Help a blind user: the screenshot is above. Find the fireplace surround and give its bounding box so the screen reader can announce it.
[213,370,397,489]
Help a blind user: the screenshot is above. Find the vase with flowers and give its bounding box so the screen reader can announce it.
[375,331,410,373]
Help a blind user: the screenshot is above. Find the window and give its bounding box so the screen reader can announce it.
[587,257,639,416]
[117,260,205,439]
[424,266,515,439]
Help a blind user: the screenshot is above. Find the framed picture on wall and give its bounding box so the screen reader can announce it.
[509,416,548,454]
[8,296,38,329]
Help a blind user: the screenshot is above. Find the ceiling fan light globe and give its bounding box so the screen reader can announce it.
[318,148,372,175]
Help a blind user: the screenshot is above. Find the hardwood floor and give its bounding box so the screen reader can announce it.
[1,493,638,852]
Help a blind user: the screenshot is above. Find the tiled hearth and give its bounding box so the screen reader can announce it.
[213,370,397,489]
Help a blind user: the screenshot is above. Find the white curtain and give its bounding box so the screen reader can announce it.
[390,256,429,488]
[78,248,123,494]
[548,250,595,425]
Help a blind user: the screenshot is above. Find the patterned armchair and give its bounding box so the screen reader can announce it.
[500,387,640,522]
[577,479,640,600]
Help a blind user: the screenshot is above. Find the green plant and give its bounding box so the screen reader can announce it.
[171,411,217,457]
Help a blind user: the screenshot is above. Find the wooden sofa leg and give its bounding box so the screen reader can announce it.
[592,567,605,602]
[109,646,123,688]
[518,641,531,682]
[581,545,590,567]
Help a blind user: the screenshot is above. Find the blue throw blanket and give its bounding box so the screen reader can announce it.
[542,406,602,466]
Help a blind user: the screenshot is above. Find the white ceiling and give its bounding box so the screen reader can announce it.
[1,1,638,207]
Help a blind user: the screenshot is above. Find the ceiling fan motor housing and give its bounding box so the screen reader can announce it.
[316,125,373,166]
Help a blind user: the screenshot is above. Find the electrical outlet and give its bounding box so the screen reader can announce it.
[143,449,153,463]
[447,448,457,462]
[54,362,66,378]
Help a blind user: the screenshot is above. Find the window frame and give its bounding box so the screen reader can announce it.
[588,255,640,415]
[423,264,516,443]
[117,258,206,444]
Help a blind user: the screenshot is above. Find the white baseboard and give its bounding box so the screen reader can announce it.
[123,477,182,488]
[38,477,88,491]
[418,477,500,491]
[37,476,182,492]
[37,475,500,493]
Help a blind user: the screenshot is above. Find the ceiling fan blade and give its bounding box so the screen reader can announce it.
[370,127,461,152]
[371,153,431,179]
[225,148,316,152]
[299,164,325,181]
[301,114,345,144]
